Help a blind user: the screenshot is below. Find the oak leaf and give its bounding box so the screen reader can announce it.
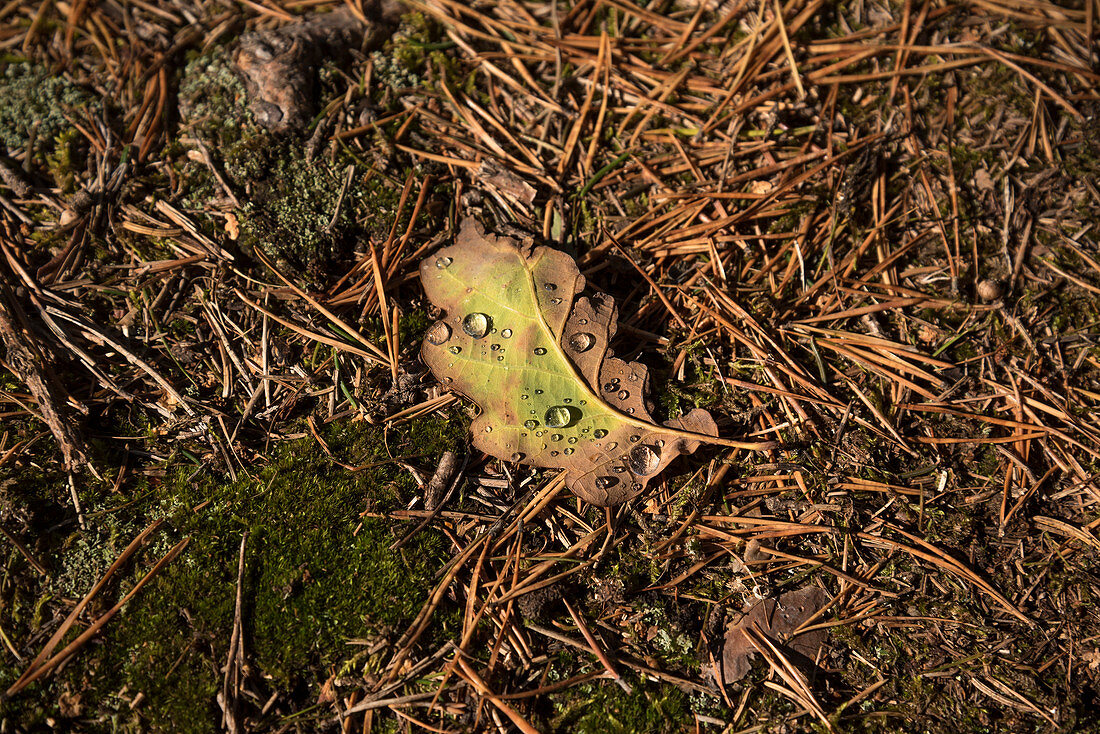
[420,219,767,505]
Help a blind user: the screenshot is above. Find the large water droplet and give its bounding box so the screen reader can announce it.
[462,312,491,338]
[501,328,513,338]
[435,256,452,269]
[524,419,538,429]
[568,332,595,352]
[617,390,629,400]
[449,346,462,354]
[533,347,547,356]
[426,321,451,345]
[627,445,660,476]
[551,433,562,442]
[563,448,574,455]
[545,405,572,429]
[593,429,607,439]
[511,452,525,462]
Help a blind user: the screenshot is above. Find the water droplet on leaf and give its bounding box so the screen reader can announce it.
[545,406,572,429]
[462,312,491,338]
[567,437,577,444]
[568,332,595,352]
[595,476,617,489]
[501,328,513,338]
[524,420,538,429]
[544,283,557,291]
[563,448,574,455]
[606,441,618,450]
[511,452,525,462]
[426,321,451,345]
[627,445,660,475]
[551,433,562,442]
[435,256,452,269]
[630,435,640,442]
[617,390,629,400]
[550,450,559,457]
[593,429,607,439]
[549,297,562,305]
[449,346,461,354]
[533,347,547,356]
[484,425,493,433]
[490,343,501,351]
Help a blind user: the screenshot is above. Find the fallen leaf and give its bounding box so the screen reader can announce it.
[719,586,829,683]
[420,219,729,505]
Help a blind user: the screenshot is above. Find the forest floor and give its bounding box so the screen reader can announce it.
[1,0,1100,732]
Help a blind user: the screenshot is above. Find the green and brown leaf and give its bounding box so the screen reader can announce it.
[420,219,727,505]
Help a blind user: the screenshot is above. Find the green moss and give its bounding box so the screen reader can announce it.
[547,678,693,734]
[0,413,467,732]
[0,62,98,152]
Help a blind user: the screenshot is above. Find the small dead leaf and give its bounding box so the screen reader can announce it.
[719,586,829,683]
[477,159,537,209]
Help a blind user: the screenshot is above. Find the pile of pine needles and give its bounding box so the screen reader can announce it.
[2,0,1100,731]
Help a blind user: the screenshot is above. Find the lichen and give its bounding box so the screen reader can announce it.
[0,62,98,153]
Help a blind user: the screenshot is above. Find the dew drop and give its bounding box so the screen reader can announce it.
[593,429,608,439]
[544,283,557,291]
[533,347,547,356]
[613,466,626,473]
[579,400,587,406]
[654,439,665,448]
[563,448,574,455]
[524,419,538,429]
[603,382,618,392]
[595,476,617,489]
[562,398,572,404]
[462,312,491,338]
[550,297,562,305]
[545,406,571,428]
[501,328,513,338]
[606,441,618,451]
[497,356,504,361]
[426,321,451,345]
[511,452,525,462]
[551,433,563,442]
[627,408,635,414]
[629,435,640,443]
[550,450,559,456]
[631,483,641,491]
[629,373,638,381]
[617,390,629,400]
[484,425,493,433]
[535,430,545,437]
[627,445,660,476]
[567,437,578,444]
[579,318,588,325]
[490,343,501,351]
[521,394,529,400]
[435,256,452,269]
[442,376,453,384]
[448,345,462,354]
[534,389,544,395]
[568,332,595,352]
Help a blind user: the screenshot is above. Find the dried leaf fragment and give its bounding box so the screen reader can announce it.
[719,586,829,683]
[419,219,718,505]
